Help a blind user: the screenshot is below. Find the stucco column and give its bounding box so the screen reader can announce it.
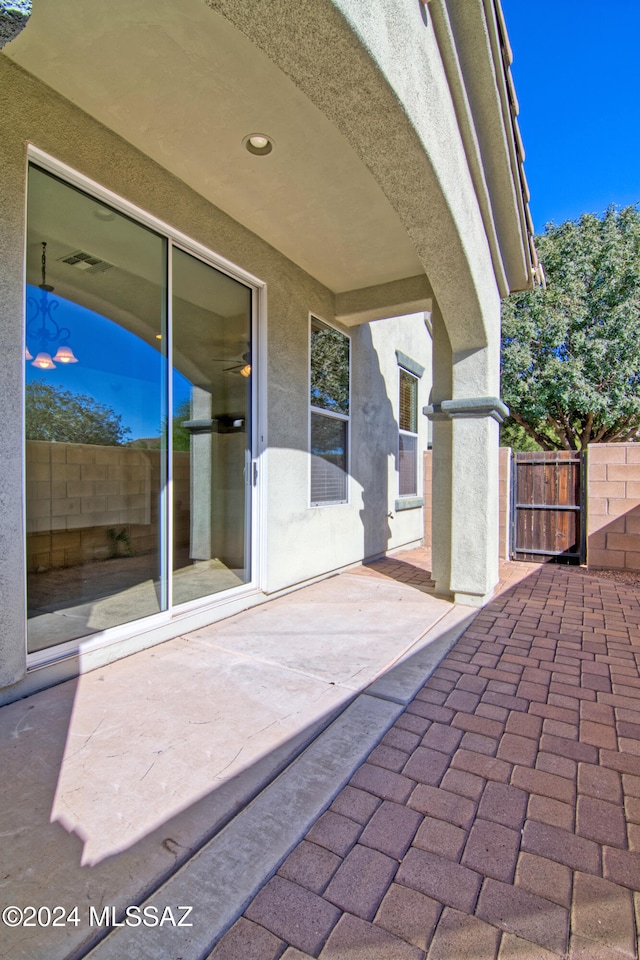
[427,305,507,606]
[429,307,453,596]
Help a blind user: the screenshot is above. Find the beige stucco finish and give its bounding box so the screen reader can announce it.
[0,51,433,692]
[0,0,533,690]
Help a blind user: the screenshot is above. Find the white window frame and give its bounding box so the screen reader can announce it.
[398,365,419,499]
[308,314,351,507]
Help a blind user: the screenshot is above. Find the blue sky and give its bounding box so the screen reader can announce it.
[26,289,191,439]
[500,0,640,232]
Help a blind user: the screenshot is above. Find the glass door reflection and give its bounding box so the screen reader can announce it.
[24,165,255,657]
[25,165,167,653]
[171,248,252,605]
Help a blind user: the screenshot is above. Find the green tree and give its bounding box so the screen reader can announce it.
[172,399,192,451]
[310,322,349,414]
[499,420,541,452]
[501,206,640,450]
[25,381,131,445]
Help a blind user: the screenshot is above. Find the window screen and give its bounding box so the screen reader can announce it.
[398,367,418,497]
[399,434,418,497]
[310,413,347,504]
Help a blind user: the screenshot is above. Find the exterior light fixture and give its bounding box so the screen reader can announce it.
[27,242,79,369]
[239,364,252,378]
[243,133,274,156]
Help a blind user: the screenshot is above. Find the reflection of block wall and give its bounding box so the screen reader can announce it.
[26,441,152,532]
[26,442,191,572]
[587,444,640,571]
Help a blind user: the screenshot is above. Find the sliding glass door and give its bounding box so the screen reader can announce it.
[171,248,252,605]
[25,164,253,656]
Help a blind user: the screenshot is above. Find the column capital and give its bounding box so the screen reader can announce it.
[423,396,509,423]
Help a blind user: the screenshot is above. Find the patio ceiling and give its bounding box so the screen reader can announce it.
[6,0,426,296]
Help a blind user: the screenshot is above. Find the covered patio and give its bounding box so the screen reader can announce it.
[1,547,486,960]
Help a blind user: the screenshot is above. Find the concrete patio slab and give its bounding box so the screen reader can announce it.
[0,553,462,960]
[192,572,457,690]
[83,694,406,960]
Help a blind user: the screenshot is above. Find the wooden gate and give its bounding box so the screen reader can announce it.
[511,451,585,562]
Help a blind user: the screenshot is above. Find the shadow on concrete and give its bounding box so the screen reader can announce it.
[3,316,436,958]
[362,554,435,593]
[0,551,456,960]
[17,558,637,960]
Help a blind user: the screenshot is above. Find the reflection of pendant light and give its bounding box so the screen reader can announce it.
[26,242,79,369]
[32,352,57,370]
[52,344,78,364]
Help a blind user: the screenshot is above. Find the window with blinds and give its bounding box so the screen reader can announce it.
[398,367,418,497]
[310,316,350,505]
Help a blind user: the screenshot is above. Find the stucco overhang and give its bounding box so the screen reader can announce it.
[2,0,426,309]
[3,0,534,336]
[429,0,536,294]
[198,0,534,348]
[335,276,432,328]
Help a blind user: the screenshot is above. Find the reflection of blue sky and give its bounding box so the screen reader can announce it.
[25,287,191,439]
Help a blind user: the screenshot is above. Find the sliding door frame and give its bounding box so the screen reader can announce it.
[25,146,266,670]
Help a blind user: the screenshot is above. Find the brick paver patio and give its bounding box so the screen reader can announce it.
[208,562,640,959]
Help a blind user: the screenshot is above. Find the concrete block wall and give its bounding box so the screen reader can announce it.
[498,446,511,561]
[586,443,640,571]
[422,451,433,564]
[425,443,640,574]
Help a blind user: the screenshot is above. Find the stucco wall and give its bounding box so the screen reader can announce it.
[423,447,510,563]
[331,0,501,347]
[262,311,431,593]
[0,56,429,689]
[209,0,508,352]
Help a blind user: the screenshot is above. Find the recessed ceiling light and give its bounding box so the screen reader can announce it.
[243,133,274,156]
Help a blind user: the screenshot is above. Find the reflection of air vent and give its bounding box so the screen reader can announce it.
[58,250,113,274]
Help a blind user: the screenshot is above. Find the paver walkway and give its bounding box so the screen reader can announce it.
[209,562,640,960]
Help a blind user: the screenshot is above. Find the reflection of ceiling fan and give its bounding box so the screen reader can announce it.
[211,351,251,377]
